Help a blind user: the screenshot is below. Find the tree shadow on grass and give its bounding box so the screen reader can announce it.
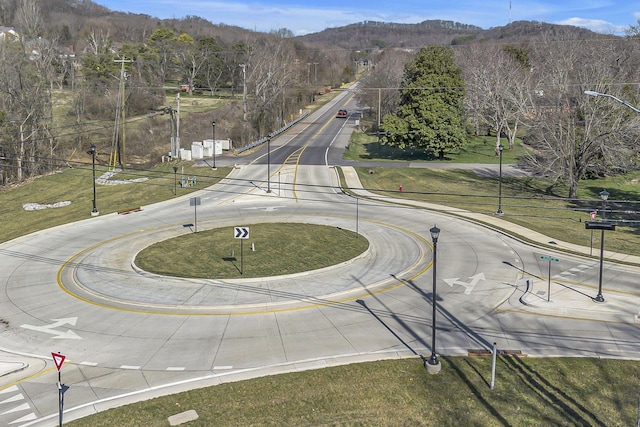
[501,356,607,426]
[575,185,640,235]
[361,142,441,161]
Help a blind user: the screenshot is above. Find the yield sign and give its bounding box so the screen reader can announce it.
[51,352,65,371]
[234,226,249,239]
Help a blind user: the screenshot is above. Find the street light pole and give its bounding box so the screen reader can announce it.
[211,121,216,170]
[425,225,441,374]
[594,189,609,303]
[584,90,640,114]
[88,144,99,216]
[497,144,504,215]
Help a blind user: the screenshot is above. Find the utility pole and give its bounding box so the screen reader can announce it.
[176,93,181,155]
[239,64,247,121]
[111,57,133,170]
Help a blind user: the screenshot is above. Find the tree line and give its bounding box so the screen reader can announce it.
[0,0,356,185]
[1,0,639,201]
[357,27,640,198]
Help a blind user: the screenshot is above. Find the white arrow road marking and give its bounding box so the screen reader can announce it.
[20,317,81,339]
[443,273,486,295]
[242,206,285,212]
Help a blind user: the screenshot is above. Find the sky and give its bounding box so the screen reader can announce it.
[95,0,639,36]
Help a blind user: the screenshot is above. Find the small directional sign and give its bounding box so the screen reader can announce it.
[234,226,249,239]
[585,221,616,231]
[51,352,66,371]
[540,255,559,262]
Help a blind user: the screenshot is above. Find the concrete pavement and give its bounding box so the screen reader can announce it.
[2,164,640,425]
[340,165,640,323]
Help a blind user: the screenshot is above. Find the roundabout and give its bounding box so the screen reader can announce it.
[58,216,434,315]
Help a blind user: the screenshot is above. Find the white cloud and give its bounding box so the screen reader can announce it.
[556,17,624,34]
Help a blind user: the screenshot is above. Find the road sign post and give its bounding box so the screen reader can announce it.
[540,255,559,302]
[51,352,69,427]
[585,221,616,302]
[234,227,250,275]
[589,211,597,256]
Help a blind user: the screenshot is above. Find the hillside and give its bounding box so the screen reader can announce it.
[0,0,608,52]
[297,20,607,50]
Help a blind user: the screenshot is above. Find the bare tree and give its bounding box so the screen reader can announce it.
[457,43,531,152]
[0,33,53,183]
[520,34,639,198]
[356,48,411,129]
[15,0,42,39]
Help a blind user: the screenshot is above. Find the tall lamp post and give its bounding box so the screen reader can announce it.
[497,144,504,215]
[88,144,99,216]
[211,121,216,170]
[425,225,441,374]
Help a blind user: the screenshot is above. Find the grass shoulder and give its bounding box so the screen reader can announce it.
[0,163,230,244]
[67,356,640,426]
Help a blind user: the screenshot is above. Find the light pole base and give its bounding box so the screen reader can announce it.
[90,210,100,217]
[496,209,503,216]
[425,359,441,374]
[592,295,605,303]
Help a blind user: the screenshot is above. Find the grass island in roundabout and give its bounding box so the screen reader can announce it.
[135,223,369,279]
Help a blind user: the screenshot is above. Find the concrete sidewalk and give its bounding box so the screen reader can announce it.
[340,166,640,266]
[340,165,640,326]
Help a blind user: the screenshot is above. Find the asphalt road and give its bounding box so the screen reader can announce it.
[1,87,640,426]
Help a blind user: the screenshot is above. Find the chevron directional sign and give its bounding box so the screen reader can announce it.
[234,226,249,239]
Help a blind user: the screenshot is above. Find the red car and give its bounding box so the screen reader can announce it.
[336,109,348,118]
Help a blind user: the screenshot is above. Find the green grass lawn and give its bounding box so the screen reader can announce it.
[344,130,526,164]
[66,356,640,426]
[0,163,230,243]
[353,167,640,256]
[136,223,368,279]
[343,129,639,256]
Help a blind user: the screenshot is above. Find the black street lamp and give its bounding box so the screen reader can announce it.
[267,136,272,193]
[425,225,441,374]
[88,144,99,216]
[497,144,503,215]
[211,121,216,170]
[594,189,610,302]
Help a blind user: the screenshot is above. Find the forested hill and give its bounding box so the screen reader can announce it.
[298,20,608,50]
[0,0,608,52]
